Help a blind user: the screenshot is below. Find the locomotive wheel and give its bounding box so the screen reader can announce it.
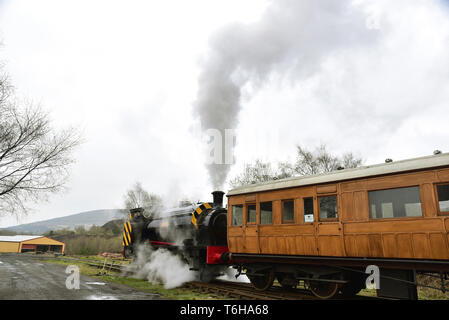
[307,276,341,299]
[248,270,275,291]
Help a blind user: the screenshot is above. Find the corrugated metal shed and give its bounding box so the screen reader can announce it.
[0,235,65,253]
[0,235,42,242]
[227,152,449,196]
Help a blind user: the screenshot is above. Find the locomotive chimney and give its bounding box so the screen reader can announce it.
[211,191,225,208]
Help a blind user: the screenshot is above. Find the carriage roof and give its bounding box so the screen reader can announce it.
[227,152,449,196]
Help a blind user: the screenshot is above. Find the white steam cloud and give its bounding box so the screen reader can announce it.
[124,244,197,289]
[193,0,378,189]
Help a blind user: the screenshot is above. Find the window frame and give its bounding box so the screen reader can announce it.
[435,183,449,216]
[231,204,244,226]
[367,185,424,220]
[318,194,339,222]
[281,199,295,224]
[246,203,257,225]
[259,201,273,225]
[302,196,315,224]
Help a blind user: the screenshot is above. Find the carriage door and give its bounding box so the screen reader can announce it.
[243,201,260,254]
[315,185,345,256]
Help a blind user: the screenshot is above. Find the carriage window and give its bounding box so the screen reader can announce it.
[247,204,256,223]
[232,205,243,226]
[319,195,338,220]
[303,197,314,222]
[260,202,272,224]
[437,184,449,213]
[283,200,294,223]
[369,186,422,219]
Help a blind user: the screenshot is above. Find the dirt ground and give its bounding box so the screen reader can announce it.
[0,253,161,300]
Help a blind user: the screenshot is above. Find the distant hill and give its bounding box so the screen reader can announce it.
[1,209,125,234]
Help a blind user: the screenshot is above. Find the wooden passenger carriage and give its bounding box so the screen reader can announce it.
[226,153,449,299]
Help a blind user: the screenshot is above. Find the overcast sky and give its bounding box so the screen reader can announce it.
[1,0,449,228]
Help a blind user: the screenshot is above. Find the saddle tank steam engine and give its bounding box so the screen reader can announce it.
[122,191,229,281]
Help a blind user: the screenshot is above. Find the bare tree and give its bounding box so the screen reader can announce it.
[0,72,81,218]
[229,144,363,187]
[278,144,363,177]
[229,160,278,188]
[123,182,163,218]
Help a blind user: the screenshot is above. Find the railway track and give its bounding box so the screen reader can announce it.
[183,279,375,300]
[33,254,127,273]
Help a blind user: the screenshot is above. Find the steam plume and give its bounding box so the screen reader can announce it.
[193,0,376,189]
[124,244,197,289]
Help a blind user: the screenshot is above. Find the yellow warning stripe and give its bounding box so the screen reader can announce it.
[123,230,129,246]
[125,224,131,243]
[122,221,132,247]
[191,202,212,229]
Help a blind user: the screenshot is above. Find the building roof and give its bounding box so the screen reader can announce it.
[227,152,449,196]
[0,235,43,243]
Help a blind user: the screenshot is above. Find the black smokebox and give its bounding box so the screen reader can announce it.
[211,191,224,208]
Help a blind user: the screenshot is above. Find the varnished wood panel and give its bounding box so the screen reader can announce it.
[317,223,340,235]
[344,234,383,257]
[368,234,384,257]
[353,235,369,256]
[259,237,279,254]
[228,236,245,253]
[412,233,432,259]
[273,201,281,225]
[257,186,315,202]
[285,236,296,254]
[317,235,344,256]
[245,195,256,202]
[259,224,314,236]
[343,235,357,256]
[344,219,443,234]
[437,169,449,182]
[341,171,436,192]
[244,236,259,253]
[244,227,258,237]
[317,185,337,194]
[301,235,318,255]
[353,191,369,222]
[341,180,366,193]
[421,183,437,217]
[429,233,449,259]
[359,171,435,191]
[341,192,353,221]
[396,233,413,258]
[381,234,397,257]
[228,227,243,237]
[259,237,270,254]
[275,237,287,254]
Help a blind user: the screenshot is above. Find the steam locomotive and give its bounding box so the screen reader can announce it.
[122,191,229,281]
